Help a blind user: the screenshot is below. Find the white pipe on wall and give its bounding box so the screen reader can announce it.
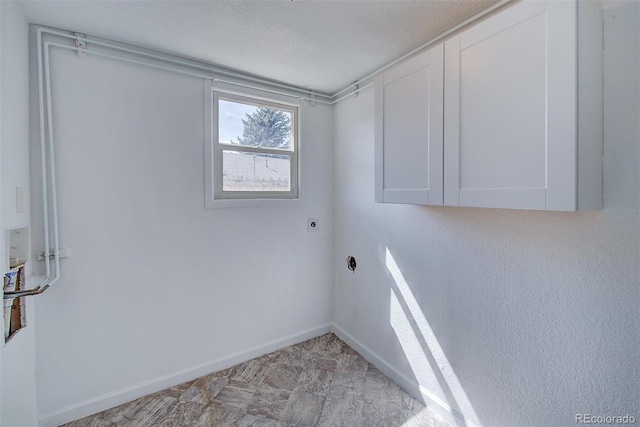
[43,41,60,285]
[331,82,375,104]
[46,41,334,105]
[47,41,214,80]
[40,27,333,101]
[330,0,513,99]
[36,28,51,285]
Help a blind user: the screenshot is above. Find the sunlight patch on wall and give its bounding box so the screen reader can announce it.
[390,288,444,396]
[386,247,479,425]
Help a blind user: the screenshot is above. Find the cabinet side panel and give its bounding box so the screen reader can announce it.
[546,0,578,211]
[375,77,384,202]
[444,37,461,206]
[577,0,603,211]
[428,44,445,206]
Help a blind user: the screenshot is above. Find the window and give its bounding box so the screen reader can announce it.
[206,85,299,207]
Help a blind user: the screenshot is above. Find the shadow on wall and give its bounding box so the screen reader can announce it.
[383,245,478,427]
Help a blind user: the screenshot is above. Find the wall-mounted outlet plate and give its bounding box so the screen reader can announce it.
[16,187,24,214]
[307,218,319,231]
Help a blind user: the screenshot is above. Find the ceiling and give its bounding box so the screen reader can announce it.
[17,0,503,95]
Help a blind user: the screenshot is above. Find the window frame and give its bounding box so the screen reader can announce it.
[204,81,301,208]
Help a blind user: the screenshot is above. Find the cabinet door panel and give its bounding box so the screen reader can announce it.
[459,13,547,190]
[444,0,577,210]
[383,64,430,191]
[375,45,444,205]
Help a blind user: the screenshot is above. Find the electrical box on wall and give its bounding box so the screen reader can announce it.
[9,226,29,267]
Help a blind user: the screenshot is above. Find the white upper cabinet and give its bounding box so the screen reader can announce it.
[375,44,444,205]
[375,0,603,211]
[443,0,602,211]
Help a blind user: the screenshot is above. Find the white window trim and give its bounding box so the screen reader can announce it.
[204,80,303,208]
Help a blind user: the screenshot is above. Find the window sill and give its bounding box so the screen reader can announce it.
[205,197,303,209]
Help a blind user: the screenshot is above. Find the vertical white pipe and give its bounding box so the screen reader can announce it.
[37,28,51,284]
[43,42,60,284]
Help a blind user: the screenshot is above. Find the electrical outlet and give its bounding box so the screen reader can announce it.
[307,218,319,231]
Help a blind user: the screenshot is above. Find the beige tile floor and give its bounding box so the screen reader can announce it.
[62,333,449,427]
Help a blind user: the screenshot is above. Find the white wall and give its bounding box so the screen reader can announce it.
[31,46,333,424]
[332,3,639,426]
[1,2,39,426]
[17,2,638,426]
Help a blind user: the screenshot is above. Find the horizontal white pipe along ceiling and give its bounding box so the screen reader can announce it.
[34,0,511,105]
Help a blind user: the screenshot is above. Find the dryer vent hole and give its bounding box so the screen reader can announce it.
[347,256,357,272]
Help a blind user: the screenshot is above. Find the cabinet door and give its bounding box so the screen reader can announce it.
[375,45,444,205]
[444,1,577,210]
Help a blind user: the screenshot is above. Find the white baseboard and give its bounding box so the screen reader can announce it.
[331,323,477,427]
[39,323,474,427]
[38,323,332,427]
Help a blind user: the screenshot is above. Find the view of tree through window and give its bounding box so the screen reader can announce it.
[237,107,292,150]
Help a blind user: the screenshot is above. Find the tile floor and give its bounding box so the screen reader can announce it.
[62,333,449,427]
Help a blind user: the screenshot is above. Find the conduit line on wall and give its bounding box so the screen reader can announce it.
[43,41,60,286]
[47,42,214,80]
[37,27,333,104]
[36,28,52,287]
[331,0,513,100]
